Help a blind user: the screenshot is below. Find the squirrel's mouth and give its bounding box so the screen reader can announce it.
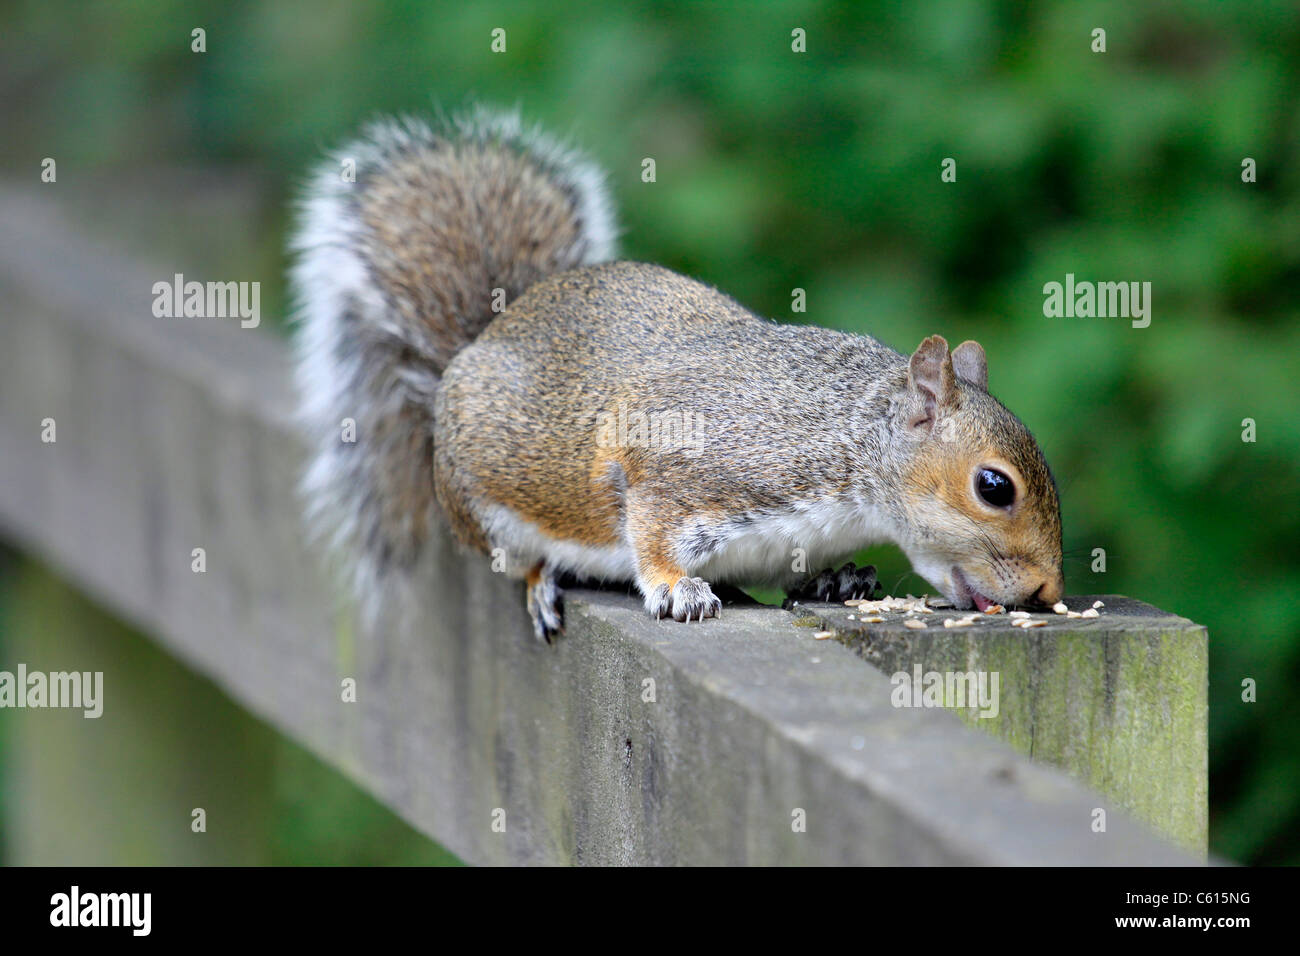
[951,566,996,612]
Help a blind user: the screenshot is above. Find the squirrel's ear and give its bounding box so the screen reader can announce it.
[951,340,988,390]
[906,335,957,429]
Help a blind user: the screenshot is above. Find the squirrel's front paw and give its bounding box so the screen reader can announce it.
[786,561,880,605]
[646,577,722,623]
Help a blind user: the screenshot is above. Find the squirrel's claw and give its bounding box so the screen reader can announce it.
[526,571,565,644]
[671,577,722,623]
[646,576,722,623]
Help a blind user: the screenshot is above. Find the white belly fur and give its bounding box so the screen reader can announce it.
[690,498,894,587]
[480,498,893,590]
[479,503,637,581]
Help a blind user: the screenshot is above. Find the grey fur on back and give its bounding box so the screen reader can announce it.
[436,260,913,552]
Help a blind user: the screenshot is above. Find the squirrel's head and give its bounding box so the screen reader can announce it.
[890,335,1063,610]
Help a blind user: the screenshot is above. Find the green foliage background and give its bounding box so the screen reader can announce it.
[1,0,1297,863]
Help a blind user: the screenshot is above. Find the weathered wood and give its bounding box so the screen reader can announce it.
[798,597,1208,851]
[0,185,1206,865]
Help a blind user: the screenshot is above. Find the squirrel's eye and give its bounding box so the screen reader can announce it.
[975,468,1015,508]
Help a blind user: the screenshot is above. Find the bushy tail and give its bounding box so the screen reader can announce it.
[289,107,617,611]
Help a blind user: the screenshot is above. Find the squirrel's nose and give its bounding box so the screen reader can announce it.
[1030,575,1064,607]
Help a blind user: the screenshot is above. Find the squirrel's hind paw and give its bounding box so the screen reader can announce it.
[786,561,880,605]
[646,577,722,623]
[526,570,565,644]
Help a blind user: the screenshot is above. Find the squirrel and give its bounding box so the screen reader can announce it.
[290,107,1064,642]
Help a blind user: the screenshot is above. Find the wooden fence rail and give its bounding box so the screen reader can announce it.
[0,185,1206,865]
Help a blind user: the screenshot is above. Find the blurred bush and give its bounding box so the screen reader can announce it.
[1,0,1296,863]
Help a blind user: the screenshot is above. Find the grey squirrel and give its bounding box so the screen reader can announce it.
[290,107,1064,641]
